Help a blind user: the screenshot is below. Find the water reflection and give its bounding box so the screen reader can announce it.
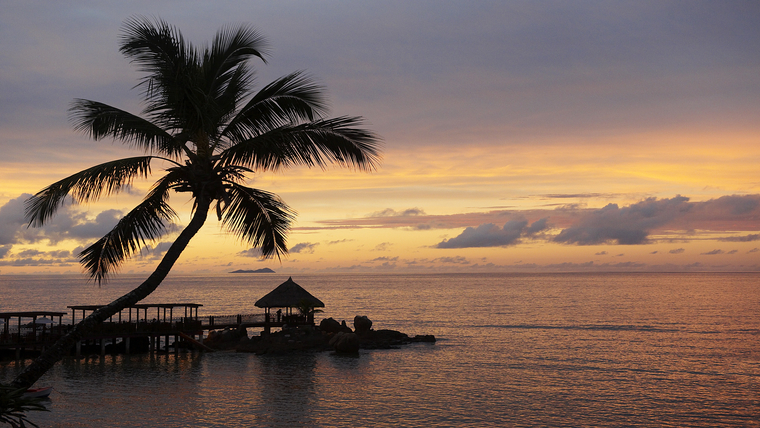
[253,352,318,426]
[2,273,759,427]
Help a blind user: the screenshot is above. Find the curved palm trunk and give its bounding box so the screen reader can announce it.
[11,200,210,390]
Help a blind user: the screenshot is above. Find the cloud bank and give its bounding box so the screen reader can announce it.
[436,218,549,249]
[553,196,692,245]
[0,194,181,266]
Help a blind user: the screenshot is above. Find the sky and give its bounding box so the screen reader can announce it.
[1,0,760,275]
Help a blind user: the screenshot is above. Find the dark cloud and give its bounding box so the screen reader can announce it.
[138,242,173,260]
[369,256,398,262]
[525,217,549,236]
[718,234,760,242]
[749,248,759,253]
[437,221,525,249]
[313,195,760,237]
[669,248,686,254]
[0,194,125,251]
[371,208,425,217]
[0,258,75,267]
[650,251,658,254]
[682,195,760,229]
[432,256,470,264]
[15,249,44,258]
[374,262,397,271]
[550,195,760,247]
[238,248,263,258]
[290,242,319,254]
[0,248,76,266]
[701,249,724,255]
[327,239,353,245]
[0,194,31,245]
[67,209,123,240]
[554,196,691,245]
[373,242,391,251]
[0,194,183,267]
[727,250,738,255]
[595,251,608,256]
[436,218,549,249]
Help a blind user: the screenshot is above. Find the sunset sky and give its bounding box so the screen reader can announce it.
[1,1,759,275]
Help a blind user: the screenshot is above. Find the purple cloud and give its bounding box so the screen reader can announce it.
[290,242,319,254]
[554,196,691,245]
[436,218,549,249]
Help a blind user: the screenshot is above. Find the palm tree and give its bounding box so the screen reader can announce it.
[12,17,380,389]
[297,298,325,325]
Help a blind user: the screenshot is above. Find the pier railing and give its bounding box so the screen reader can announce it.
[201,313,267,328]
[1,311,312,352]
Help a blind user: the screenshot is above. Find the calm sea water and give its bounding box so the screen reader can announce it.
[1,272,759,427]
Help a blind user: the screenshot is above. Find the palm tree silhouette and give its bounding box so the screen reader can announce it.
[13,17,380,388]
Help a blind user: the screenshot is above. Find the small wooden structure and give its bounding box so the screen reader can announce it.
[1,280,328,359]
[255,277,324,333]
[0,311,66,359]
[65,303,204,357]
[68,303,202,325]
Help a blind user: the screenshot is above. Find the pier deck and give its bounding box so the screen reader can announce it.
[0,304,311,359]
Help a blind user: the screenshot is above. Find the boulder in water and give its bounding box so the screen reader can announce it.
[353,315,372,334]
[320,317,342,333]
[205,327,248,349]
[329,332,360,353]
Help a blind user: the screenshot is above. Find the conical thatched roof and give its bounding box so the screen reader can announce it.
[254,277,325,308]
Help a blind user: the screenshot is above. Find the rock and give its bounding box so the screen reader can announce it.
[205,327,248,349]
[329,332,360,353]
[320,317,342,333]
[412,334,436,343]
[353,315,373,334]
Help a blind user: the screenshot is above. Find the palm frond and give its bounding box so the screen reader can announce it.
[120,16,192,98]
[205,23,267,100]
[221,71,328,144]
[70,99,184,157]
[219,116,381,172]
[220,184,295,258]
[120,16,205,132]
[79,172,181,283]
[25,157,155,227]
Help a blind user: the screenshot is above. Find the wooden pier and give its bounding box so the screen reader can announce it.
[0,303,310,360]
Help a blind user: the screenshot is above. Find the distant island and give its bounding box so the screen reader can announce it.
[230,268,275,273]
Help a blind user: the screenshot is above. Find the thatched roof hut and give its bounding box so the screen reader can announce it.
[255,277,325,309]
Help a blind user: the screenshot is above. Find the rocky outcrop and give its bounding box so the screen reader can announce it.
[236,325,330,354]
[205,327,248,350]
[329,332,360,353]
[235,316,435,355]
[353,315,372,333]
[319,317,342,333]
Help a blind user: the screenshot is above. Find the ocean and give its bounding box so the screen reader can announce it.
[1,272,759,427]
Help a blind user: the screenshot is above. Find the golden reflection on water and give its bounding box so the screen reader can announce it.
[0,272,758,427]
